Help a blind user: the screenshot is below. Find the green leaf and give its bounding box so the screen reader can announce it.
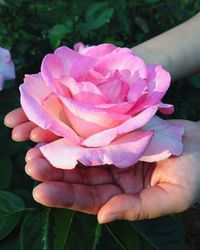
[64,212,98,250]
[52,208,74,250]
[85,2,108,21]
[145,0,160,3]
[135,16,150,33]
[116,9,130,34]
[82,2,113,32]
[132,216,186,250]
[0,236,20,250]
[106,221,158,250]
[0,190,25,240]
[48,23,72,49]
[19,208,51,250]
[92,223,102,250]
[0,156,13,189]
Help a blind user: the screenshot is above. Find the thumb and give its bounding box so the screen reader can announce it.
[97,184,191,223]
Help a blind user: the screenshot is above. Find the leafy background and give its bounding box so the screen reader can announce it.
[0,0,200,249]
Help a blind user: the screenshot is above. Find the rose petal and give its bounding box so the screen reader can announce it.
[55,46,82,74]
[40,130,154,169]
[20,74,80,144]
[82,105,158,147]
[94,48,147,79]
[96,101,134,114]
[41,54,63,86]
[41,46,83,90]
[127,72,147,102]
[0,75,4,90]
[58,95,130,138]
[83,43,117,59]
[131,65,171,114]
[140,116,184,162]
[158,102,174,114]
[70,55,97,81]
[74,42,86,52]
[98,72,129,103]
[60,77,109,104]
[0,47,15,81]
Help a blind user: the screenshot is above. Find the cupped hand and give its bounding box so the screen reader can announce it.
[25,120,200,223]
[4,109,200,223]
[4,108,60,142]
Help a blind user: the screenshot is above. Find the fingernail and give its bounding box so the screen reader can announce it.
[98,213,120,224]
[25,164,31,176]
[32,188,39,202]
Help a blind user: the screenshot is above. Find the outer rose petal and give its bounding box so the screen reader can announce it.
[140,116,184,162]
[41,47,81,86]
[0,75,4,90]
[40,130,154,169]
[158,102,174,114]
[20,74,80,144]
[0,47,15,90]
[132,65,171,114]
[41,47,90,96]
[82,105,158,147]
[127,72,146,102]
[94,48,147,79]
[83,44,117,59]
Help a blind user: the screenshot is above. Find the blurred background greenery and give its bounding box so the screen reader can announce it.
[0,0,200,249]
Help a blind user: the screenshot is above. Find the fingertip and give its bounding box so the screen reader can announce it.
[33,185,42,203]
[12,122,36,142]
[97,213,121,224]
[11,128,25,142]
[4,114,12,128]
[4,108,27,128]
[30,128,40,142]
[30,127,60,143]
[25,164,32,176]
[25,148,43,162]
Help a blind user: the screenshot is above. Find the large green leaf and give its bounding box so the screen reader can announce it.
[52,208,74,250]
[19,208,51,250]
[64,212,99,250]
[0,190,25,240]
[106,221,158,250]
[132,216,186,250]
[0,236,20,250]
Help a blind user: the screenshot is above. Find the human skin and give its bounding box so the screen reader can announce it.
[4,12,200,223]
[133,12,200,81]
[4,109,200,223]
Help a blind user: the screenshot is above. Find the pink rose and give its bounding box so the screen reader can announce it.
[0,47,15,90]
[20,44,183,169]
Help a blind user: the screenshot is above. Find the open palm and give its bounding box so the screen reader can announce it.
[5,108,200,223]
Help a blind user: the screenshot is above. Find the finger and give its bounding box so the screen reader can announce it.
[25,148,43,162]
[33,182,122,214]
[97,183,192,223]
[25,158,114,185]
[12,121,36,141]
[4,108,28,128]
[30,127,60,142]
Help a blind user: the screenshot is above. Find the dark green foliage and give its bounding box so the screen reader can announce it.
[0,0,200,249]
